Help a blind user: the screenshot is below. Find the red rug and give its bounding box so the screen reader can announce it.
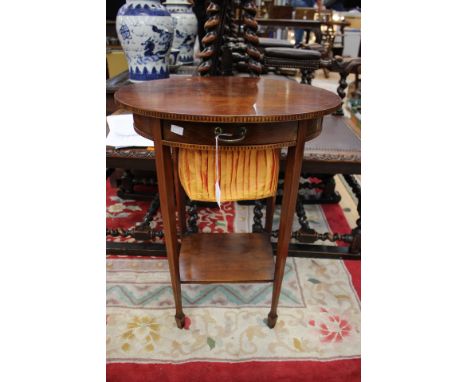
[106,181,235,242]
[106,181,360,382]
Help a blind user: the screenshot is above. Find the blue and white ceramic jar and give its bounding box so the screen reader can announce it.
[116,0,174,82]
[165,0,198,65]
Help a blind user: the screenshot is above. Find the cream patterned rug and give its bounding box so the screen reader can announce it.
[107,177,360,363]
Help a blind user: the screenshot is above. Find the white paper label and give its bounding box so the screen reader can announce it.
[215,182,221,208]
[170,125,184,136]
[215,135,221,208]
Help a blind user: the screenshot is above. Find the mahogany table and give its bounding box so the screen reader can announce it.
[114,76,340,329]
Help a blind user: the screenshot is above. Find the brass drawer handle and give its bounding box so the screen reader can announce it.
[214,126,247,143]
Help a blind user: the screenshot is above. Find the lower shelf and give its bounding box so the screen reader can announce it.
[179,233,275,284]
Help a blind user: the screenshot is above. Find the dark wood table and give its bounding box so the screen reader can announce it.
[114,76,340,329]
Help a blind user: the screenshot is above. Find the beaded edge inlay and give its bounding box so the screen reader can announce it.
[114,102,340,123]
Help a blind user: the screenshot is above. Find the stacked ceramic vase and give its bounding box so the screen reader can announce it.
[165,0,198,65]
[116,0,198,82]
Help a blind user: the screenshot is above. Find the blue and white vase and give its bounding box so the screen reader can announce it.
[165,0,197,65]
[116,0,174,82]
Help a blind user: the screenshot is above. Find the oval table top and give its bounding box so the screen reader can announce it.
[114,77,341,124]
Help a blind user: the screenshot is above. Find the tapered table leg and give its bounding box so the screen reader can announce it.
[152,119,186,329]
[267,120,309,328]
[172,148,187,235]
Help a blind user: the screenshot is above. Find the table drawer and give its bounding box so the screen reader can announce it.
[133,115,323,149]
[163,120,301,148]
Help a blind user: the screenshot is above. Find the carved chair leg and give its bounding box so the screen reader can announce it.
[296,173,340,204]
[333,71,348,116]
[187,200,199,234]
[307,69,315,85]
[301,69,314,85]
[349,208,361,254]
[106,168,115,179]
[252,199,264,233]
[343,175,361,254]
[136,193,160,228]
[118,170,135,198]
[321,174,340,202]
[130,193,161,240]
[300,69,315,85]
[295,194,310,231]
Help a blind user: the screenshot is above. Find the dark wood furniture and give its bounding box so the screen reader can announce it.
[114,76,340,329]
[197,0,264,76]
[263,47,321,85]
[256,18,349,44]
[195,0,345,76]
[255,16,352,85]
[322,56,361,115]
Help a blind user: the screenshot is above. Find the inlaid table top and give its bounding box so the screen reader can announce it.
[114,77,341,124]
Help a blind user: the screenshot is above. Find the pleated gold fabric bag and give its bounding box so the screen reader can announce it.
[178,148,279,202]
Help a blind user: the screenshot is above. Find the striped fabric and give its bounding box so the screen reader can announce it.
[178,148,280,202]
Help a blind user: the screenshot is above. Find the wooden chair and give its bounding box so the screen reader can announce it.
[263,47,322,84]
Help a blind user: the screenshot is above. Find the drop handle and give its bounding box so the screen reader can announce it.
[214,126,247,143]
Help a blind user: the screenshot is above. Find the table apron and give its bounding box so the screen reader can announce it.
[133,115,323,150]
